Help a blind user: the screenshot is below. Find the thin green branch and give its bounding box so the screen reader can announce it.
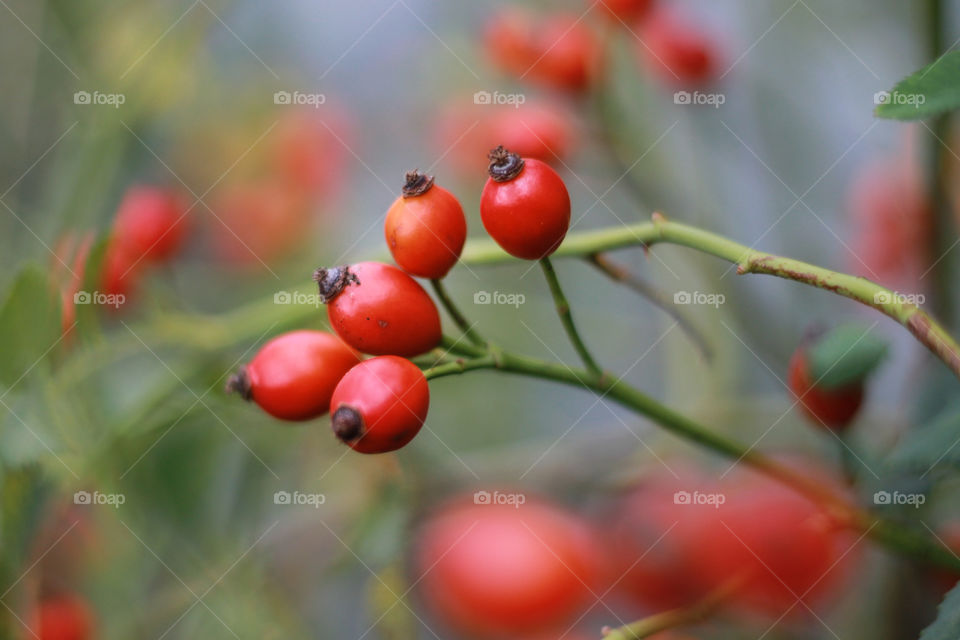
[417,344,960,572]
[587,253,714,362]
[539,256,602,376]
[438,334,486,358]
[430,279,486,347]
[461,214,960,381]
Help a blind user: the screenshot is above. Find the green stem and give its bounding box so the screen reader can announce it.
[539,256,602,376]
[461,215,960,381]
[438,334,486,358]
[417,346,960,572]
[430,279,485,347]
[601,578,740,640]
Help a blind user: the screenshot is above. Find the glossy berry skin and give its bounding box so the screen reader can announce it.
[228,330,361,421]
[415,498,600,636]
[639,9,719,88]
[30,594,93,640]
[385,173,467,279]
[317,262,442,357]
[329,356,428,454]
[596,0,655,23]
[112,186,189,263]
[481,149,571,260]
[787,347,864,430]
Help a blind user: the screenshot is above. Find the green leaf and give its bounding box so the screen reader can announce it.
[921,581,960,640]
[888,407,960,473]
[875,51,960,121]
[0,265,62,387]
[807,325,888,389]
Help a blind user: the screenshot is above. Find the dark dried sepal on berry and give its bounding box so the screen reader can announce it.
[331,405,364,442]
[313,265,359,303]
[225,366,253,400]
[402,170,435,198]
[487,145,525,182]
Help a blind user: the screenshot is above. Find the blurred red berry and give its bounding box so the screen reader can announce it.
[111,185,189,263]
[596,0,656,23]
[484,10,602,93]
[847,157,931,290]
[209,180,310,268]
[929,523,960,594]
[639,8,721,88]
[52,232,94,334]
[481,146,571,260]
[227,330,362,421]
[271,107,352,200]
[787,346,864,430]
[415,497,601,636]
[315,262,442,357]
[434,100,575,175]
[329,355,429,454]
[29,593,93,640]
[385,172,466,279]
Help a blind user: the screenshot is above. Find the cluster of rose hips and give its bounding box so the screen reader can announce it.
[226,146,570,454]
[484,0,721,95]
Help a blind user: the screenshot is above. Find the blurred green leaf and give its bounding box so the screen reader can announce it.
[808,325,888,389]
[0,265,61,387]
[921,581,960,640]
[875,51,960,120]
[888,408,960,472]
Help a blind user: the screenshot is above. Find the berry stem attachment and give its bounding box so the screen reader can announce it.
[423,354,497,380]
[430,279,485,347]
[439,334,487,358]
[539,256,602,376]
[461,216,960,383]
[587,253,713,362]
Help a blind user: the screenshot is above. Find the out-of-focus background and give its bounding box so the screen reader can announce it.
[1,0,959,638]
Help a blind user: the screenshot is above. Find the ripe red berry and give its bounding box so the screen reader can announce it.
[639,8,720,88]
[315,262,442,357]
[384,172,466,279]
[30,593,94,640]
[226,330,361,421]
[415,497,600,636]
[329,355,428,454]
[595,0,655,23]
[112,185,189,263]
[787,347,864,430]
[484,10,602,93]
[481,146,571,260]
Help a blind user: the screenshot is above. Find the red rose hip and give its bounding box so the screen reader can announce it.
[30,593,94,640]
[787,347,864,430]
[315,262,442,357]
[384,171,466,279]
[112,185,189,263]
[329,355,429,454]
[480,146,571,260]
[226,330,361,421]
